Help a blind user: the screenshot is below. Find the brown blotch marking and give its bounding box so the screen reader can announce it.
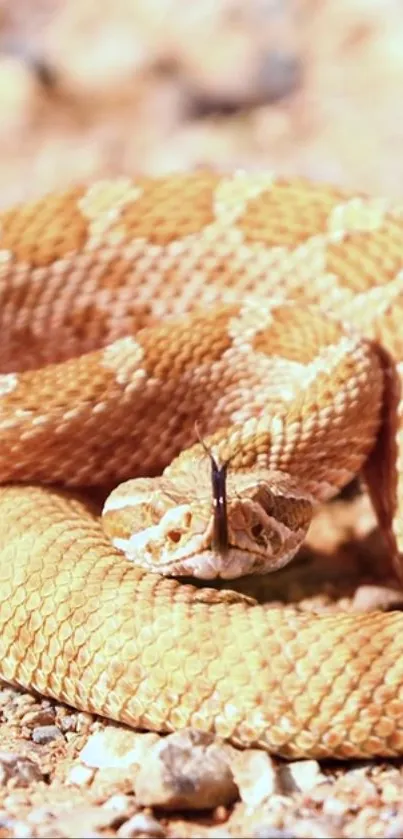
[0,185,89,267]
[125,301,158,332]
[138,305,236,380]
[283,351,383,482]
[61,303,110,344]
[251,305,344,363]
[118,172,219,246]
[0,349,120,415]
[0,326,45,373]
[238,178,347,248]
[0,276,35,311]
[255,486,312,532]
[1,305,124,373]
[324,217,403,292]
[97,255,142,290]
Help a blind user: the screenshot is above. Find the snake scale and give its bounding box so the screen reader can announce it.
[1,171,403,760]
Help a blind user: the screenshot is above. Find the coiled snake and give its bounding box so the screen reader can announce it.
[1,171,403,760]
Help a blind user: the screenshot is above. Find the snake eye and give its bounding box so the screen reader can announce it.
[167,529,182,543]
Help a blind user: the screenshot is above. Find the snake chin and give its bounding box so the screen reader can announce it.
[112,543,307,580]
[102,463,315,580]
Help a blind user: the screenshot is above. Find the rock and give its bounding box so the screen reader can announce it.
[385,820,403,839]
[0,752,43,786]
[352,584,403,612]
[117,812,166,838]
[321,796,350,818]
[6,820,33,838]
[102,793,135,821]
[75,712,95,734]
[29,803,122,838]
[67,764,95,787]
[20,709,56,729]
[31,725,64,745]
[79,727,160,770]
[59,714,78,733]
[231,750,280,806]
[288,819,338,838]
[134,729,238,810]
[279,760,327,794]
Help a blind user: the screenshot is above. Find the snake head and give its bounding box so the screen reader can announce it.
[102,459,314,579]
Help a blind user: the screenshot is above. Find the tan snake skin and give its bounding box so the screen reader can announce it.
[1,171,403,759]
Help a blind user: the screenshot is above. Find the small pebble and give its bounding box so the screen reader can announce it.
[0,812,16,830]
[322,795,350,818]
[21,709,56,728]
[231,750,280,806]
[9,820,33,838]
[75,712,95,733]
[385,819,403,838]
[59,714,77,733]
[0,753,43,786]
[32,725,64,745]
[134,729,238,810]
[80,728,159,770]
[117,811,166,838]
[279,760,327,794]
[352,584,403,612]
[67,764,95,787]
[290,818,339,839]
[101,793,137,829]
[102,793,135,819]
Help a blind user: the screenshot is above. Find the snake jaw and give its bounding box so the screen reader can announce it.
[102,467,314,579]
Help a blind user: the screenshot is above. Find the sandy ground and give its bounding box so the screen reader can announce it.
[1,1,403,836]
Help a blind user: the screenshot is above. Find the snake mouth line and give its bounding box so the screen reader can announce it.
[111,535,298,579]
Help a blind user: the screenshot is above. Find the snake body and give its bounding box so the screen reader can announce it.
[1,172,403,759]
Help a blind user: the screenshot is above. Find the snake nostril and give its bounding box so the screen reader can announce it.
[252,523,262,537]
[251,523,266,545]
[167,529,182,543]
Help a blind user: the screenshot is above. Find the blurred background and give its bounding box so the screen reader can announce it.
[0,0,402,207]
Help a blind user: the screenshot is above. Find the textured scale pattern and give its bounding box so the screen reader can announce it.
[1,172,403,757]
